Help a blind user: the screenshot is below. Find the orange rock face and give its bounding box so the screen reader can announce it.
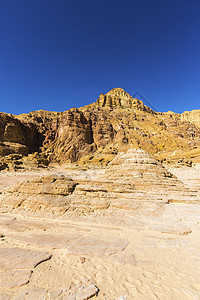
[0,112,39,156]
[0,87,200,167]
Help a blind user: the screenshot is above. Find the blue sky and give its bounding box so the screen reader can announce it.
[0,0,199,114]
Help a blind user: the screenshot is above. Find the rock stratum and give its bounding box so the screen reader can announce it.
[1,149,199,217]
[0,87,200,169]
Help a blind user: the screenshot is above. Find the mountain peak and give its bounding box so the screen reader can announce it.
[106,87,132,99]
[96,87,154,113]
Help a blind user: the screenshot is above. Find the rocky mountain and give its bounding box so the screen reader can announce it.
[0,88,200,169]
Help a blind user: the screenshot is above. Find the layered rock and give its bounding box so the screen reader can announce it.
[0,112,40,156]
[50,89,200,164]
[0,247,51,292]
[1,149,199,217]
[97,88,154,113]
[1,175,77,215]
[0,153,49,171]
[181,109,200,128]
[17,110,62,151]
[73,149,199,215]
[47,108,94,162]
[0,88,200,167]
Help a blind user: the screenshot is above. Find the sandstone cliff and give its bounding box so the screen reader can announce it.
[181,109,200,128]
[0,87,200,167]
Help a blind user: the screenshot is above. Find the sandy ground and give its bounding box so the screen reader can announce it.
[0,166,200,299]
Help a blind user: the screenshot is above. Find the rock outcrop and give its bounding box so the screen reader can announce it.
[47,108,94,162]
[0,153,49,171]
[181,109,200,128]
[97,87,154,113]
[1,149,199,217]
[0,88,200,167]
[1,175,77,215]
[45,88,200,165]
[0,112,40,156]
[73,149,199,215]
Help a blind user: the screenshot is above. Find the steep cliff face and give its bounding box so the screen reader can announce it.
[46,108,94,162]
[0,112,40,156]
[40,88,200,165]
[0,88,200,167]
[181,110,200,128]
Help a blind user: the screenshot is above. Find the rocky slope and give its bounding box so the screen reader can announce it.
[0,88,200,168]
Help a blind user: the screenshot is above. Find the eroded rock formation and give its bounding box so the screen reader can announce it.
[1,149,199,217]
[0,112,40,155]
[97,87,154,113]
[1,175,76,215]
[0,88,200,167]
[181,109,200,128]
[72,149,199,215]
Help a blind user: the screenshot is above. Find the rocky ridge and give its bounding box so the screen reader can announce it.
[0,88,200,168]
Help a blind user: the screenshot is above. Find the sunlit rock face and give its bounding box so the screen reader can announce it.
[0,112,40,157]
[97,88,154,113]
[181,109,200,128]
[0,88,200,167]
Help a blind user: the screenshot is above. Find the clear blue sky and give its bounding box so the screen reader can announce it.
[0,0,199,114]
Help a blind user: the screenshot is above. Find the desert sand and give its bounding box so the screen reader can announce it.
[0,157,200,299]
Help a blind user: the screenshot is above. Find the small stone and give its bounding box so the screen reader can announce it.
[80,257,85,264]
[75,284,99,300]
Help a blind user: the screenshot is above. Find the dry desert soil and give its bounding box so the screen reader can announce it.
[0,158,200,300]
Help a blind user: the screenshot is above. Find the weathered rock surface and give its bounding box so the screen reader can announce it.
[47,108,94,162]
[72,149,200,215]
[66,235,128,257]
[0,247,52,296]
[12,282,99,300]
[0,199,200,299]
[1,149,199,217]
[0,270,32,289]
[168,164,200,194]
[0,175,77,215]
[0,112,41,156]
[13,288,47,300]
[0,111,51,171]
[46,88,200,165]
[0,248,51,270]
[9,233,80,249]
[97,87,153,113]
[73,284,99,300]
[0,87,198,167]
[181,109,200,128]
[0,153,49,171]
